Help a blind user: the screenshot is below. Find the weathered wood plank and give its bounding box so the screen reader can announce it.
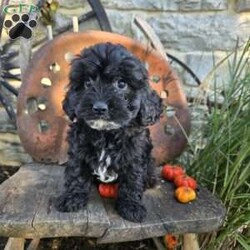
[4,237,25,250]
[98,185,168,243]
[32,164,88,238]
[0,164,109,238]
[0,166,43,237]
[183,234,199,250]
[27,238,40,250]
[98,174,225,243]
[0,164,225,243]
[32,164,109,238]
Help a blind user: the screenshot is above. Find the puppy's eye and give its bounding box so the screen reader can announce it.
[115,80,127,90]
[85,81,92,88]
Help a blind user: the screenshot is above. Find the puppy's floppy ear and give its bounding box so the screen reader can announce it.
[63,56,86,121]
[137,85,163,126]
[63,85,78,121]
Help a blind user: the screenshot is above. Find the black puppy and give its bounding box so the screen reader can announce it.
[55,43,162,222]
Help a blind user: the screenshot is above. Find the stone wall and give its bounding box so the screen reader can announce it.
[0,0,249,166]
[101,0,250,83]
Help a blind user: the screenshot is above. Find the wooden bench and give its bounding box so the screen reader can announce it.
[0,163,225,248]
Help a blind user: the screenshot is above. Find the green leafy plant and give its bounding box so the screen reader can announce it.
[182,41,250,249]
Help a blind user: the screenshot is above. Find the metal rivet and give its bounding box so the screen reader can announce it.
[49,62,61,73]
[160,90,168,99]
[41,77,52,87]
[37,97,48,111]
[64,52,75,63]
[38,103,46,111]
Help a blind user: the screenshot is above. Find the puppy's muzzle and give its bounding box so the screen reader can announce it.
[87,101,121,130]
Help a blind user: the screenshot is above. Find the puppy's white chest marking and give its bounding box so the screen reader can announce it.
[93,149,118,183]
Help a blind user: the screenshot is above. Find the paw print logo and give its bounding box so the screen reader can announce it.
[4,13,37,39]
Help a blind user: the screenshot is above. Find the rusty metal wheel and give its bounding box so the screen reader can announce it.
[17,31,191,165]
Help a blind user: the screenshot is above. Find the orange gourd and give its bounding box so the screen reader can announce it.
[174,175,197,190]
[164,234,177,249]
[161,164,185,181]
[175,186,196,203]
[98,183,118,198]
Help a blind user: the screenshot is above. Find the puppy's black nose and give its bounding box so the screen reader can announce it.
[92,101,108,115]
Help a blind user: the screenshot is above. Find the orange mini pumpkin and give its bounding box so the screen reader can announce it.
[175,186,196,203]
[164,234,177,249]
[161,164,185,181]
[174,175,198,190]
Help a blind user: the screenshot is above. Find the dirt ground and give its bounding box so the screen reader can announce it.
[0,166,158,250]
[0,237,156,250]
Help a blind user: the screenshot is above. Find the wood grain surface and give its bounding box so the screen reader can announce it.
[0,164,225,243]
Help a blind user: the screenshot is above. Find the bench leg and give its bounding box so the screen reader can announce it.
[4,238,25,250]
[27,238,40,250]
[183,233,199,250]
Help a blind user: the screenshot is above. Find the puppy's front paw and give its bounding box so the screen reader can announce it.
[55,192,88,212]
[116,200,147,222]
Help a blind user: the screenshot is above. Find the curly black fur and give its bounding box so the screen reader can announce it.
[55,43,162,222]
